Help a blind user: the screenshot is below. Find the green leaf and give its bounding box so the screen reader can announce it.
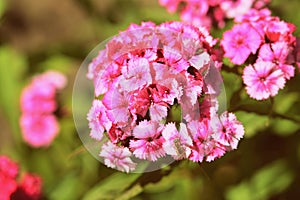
[274,92,299,114]
[235,111,269,137]
[226,160,294,200]
[116,184,143,200]
[38,54,74,74]
[0,0,6,19]
[82,172,142,200]
[0,46,27,140]
[49,172,82,200]
[271,118,299,136]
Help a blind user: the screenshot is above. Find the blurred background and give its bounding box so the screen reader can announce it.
[0,0,300,199]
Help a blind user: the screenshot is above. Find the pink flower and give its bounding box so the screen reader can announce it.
[243,61,286,100]
[20,71,66,147]
[221,23,262,65]
[0,156,18,200]
[20,114,60,147]
[221,0,253,19]
[87,100,112,141]
[20,83,56,114]
[32,70,67,90]
[162,123,193,160]
[102,89,130,123]
[120,57,152,91]
[212,112,244,150]
[100,142,136,173]
[130,121,166,161]
[258,42,295,80]
[16,173,42,200]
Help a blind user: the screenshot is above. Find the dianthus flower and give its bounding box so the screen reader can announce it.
[159,0,270,29]
[0,156,43,200]
[20,70,67,147]
[87,21,244,172]
[243,61,285,100]
[0,156,19,200]
[221,8,297,100]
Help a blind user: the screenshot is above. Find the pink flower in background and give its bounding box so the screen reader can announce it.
[0,156,43,200]
[20,70,66,147]
[20,114,60,147]
[0,156,18,200]
[159,0,270,29]
[15,173,42,200]
[221,7,297,100]
[130,121,166,161]
[100,142,136,173]
[221,23,262,65]
[243,61,286,100]
[20,83,56,114]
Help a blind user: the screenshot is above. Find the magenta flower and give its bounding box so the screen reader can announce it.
[243,61,286,100]
[20,114,60,147]
[130,121,166,161]
[221,23,262,65]
[100,142,136,173]
[20,70,66,147]
[0,156,18,200]
[16,173,42,200]
[0,156,43,200]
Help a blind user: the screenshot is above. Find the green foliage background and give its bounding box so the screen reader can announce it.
[0,0,299,199]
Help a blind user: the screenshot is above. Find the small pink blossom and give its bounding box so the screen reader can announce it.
[212,112,244,150]
[20,83,56,114]
[120,58,152,91]
[130,121,166,161]
[102,89,130,123]
[20,114,59,147]
[162,123,193,160]
[100,142,136,173]
[221,23,262,65]
[243,61,286,100]
[87,100,112,141]
[258,42,295,80]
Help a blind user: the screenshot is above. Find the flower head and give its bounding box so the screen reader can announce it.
[243,61,286,100]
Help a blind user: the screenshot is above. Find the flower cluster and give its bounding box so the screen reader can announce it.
[0,155,42,200]
[159,0,270,29]
[221,8,297,100]
[87,21,244,172]
[20,70,67,147]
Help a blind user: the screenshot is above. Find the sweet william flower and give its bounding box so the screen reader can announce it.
[243,61,286,100]
[20,70,66,147]
[87,100,112,141]
[86,21,244,172]
[20,114,60,147]
[221,23,262,65]
[100,141,136,173]
[0,156,18,200]
[258,42,295,80]
[130,120,166,161]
